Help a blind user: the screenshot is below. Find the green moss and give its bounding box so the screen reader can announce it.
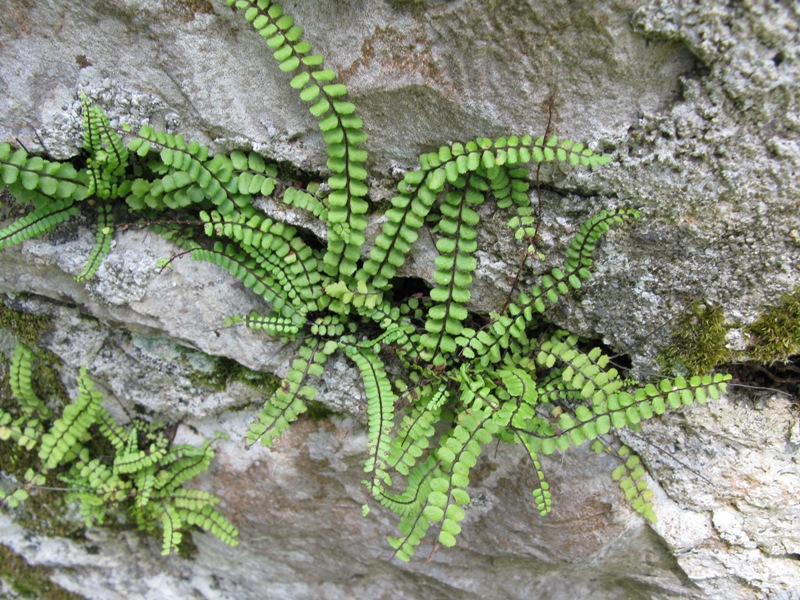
[188,355,280,395]
[0,296,54,350]
[304,399,335,421]
[745,286,800,364]
[659,301,730,375]
[0,443,86,539]
[0,544,84,599]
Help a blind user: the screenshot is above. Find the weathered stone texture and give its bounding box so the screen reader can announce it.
[0,0,798,598]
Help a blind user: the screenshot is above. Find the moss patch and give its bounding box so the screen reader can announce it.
[659,301,730,376]
[188,355,280,395]
[0,296,54,350]
[0,544,83,599]
[745,286,800,364]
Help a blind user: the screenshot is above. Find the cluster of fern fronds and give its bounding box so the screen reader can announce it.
[0,0,729,560]
[0,344,238,555]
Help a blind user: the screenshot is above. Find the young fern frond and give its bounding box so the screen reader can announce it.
[76,203,115,281]
[81,96,129,197]
[516,434,552,516]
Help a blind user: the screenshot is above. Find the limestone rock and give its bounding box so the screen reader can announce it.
[0,0,798,598]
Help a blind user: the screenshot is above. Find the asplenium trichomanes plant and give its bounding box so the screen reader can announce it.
[0,343,238,555]
[0,0,729,560]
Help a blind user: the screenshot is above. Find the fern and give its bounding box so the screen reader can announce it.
[8,344,50,417]
[246,340,329,447]
[0,343,238,554]
[0,0,735,562]
[38,368,103,472]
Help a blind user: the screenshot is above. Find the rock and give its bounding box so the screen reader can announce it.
[1,0,798,598]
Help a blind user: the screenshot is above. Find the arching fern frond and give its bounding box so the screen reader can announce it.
[0,198,81,250]
[226,0,369,279]
[246,339,330,447]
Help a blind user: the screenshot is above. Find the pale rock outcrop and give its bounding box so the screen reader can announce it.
[0,1,798,598]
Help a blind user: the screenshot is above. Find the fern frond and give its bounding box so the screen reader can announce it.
[160,502,183,555]
[225,311,301,337]
[227,0,369,279]
[154,441,215,494]
[341,344,396,495]
[199,208,323,312]
[281,185,328,220]
[357,168,438,290]
[528,335,731,453]
[95,406,128,451]
[229,149,278,198]
[81,96,129,198]
[113,428,169,475]
[186,240,304,322]
[603,442,656,523]
[0,143,88,201]
[388,400,441,477]
[0,198,81,250]
[9,344,50,417]
[246,340,327,446]
[174,497,239,547]
[537,331,623,407]
[127,126,241,214]
[461,208,639,365]
[38,368,103,472]
[390,402,507,561]
[419,182,482,365]
[491,166,530,210]
[76,202,114,281]
[516,435,552,516]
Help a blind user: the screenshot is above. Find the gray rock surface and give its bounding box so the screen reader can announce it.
[1,0,798,598]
